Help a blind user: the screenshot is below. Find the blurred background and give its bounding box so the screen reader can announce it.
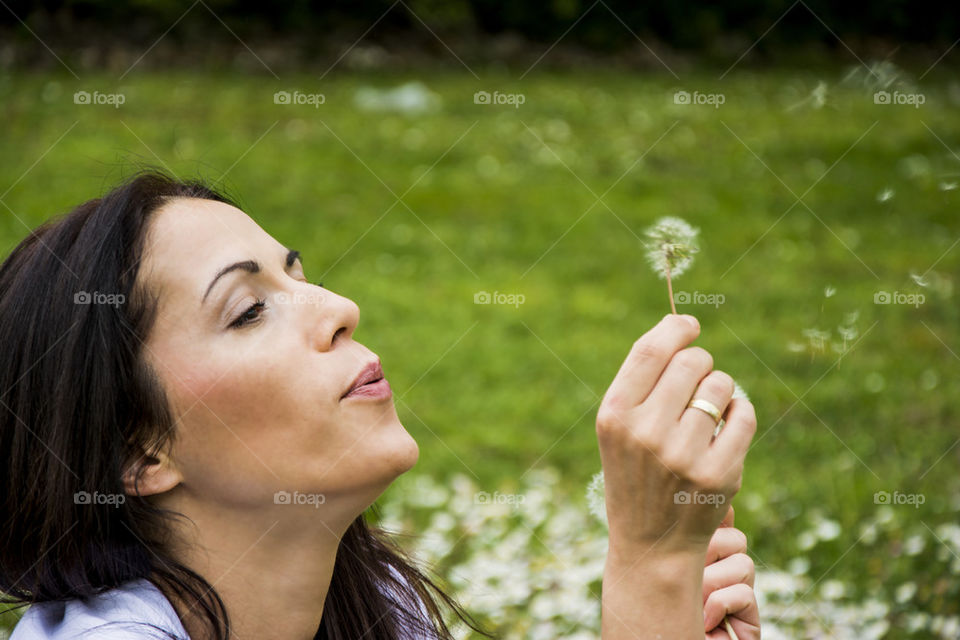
[0,1,958,638]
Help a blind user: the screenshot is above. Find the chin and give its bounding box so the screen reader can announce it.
[388,424,420,475]
[353,430,419,511]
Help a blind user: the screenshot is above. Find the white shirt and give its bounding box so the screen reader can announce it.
[10,570,437,639]
[9,578,190,640]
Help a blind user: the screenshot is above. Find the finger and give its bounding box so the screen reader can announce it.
[709,397,757,471]
[705,525,747,565]
[642,345,714,424]
[677,369,735,449]
[720,505,735,528]
[703,583,760,633]
[602,314,700,412]
[702,552,755,601]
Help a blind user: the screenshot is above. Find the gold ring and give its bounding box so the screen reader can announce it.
[687,398,722,425]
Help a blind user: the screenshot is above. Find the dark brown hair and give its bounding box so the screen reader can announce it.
[0,171,492,640]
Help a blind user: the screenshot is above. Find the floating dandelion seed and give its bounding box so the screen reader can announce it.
[910,272,929,288]
[643,217,700,314]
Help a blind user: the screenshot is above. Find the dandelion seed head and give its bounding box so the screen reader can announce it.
[643,216,700,280]
[585,470,607,527]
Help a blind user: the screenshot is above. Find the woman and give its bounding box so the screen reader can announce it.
[0,172,760,639]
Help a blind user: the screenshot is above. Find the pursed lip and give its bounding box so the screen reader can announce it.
[341,359,384,399]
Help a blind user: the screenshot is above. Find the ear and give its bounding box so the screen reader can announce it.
[122,447,182,497]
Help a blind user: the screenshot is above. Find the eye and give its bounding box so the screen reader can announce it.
[229,299,266,329]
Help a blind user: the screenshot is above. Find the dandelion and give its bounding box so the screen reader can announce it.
[643,216,700,314]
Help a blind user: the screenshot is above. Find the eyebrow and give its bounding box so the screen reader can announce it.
[202,248,301,305]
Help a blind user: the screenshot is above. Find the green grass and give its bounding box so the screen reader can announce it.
[1,65,958,632]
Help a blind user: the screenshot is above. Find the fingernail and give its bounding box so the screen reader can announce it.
[682,314,699,330]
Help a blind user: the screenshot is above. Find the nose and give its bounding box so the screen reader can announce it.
[310,287,359,352]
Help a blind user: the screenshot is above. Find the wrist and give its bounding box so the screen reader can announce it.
[601,543,706,639]
[604,543,705,589]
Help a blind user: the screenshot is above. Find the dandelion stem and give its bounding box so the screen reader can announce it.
[724,617,741,640]
[665,256,677,314]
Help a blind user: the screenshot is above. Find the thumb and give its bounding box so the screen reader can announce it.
[719,505,735,528]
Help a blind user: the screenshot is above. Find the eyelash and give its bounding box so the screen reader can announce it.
[230,298,266,329]
[227,281,324,330]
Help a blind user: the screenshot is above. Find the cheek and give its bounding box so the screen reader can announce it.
[153,331,412,503]
[169,351,304,441]
[160,343,341,476]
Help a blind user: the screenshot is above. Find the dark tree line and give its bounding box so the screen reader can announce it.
[1,0,955,52]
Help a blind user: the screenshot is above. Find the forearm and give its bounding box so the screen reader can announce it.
[601,546,705,640]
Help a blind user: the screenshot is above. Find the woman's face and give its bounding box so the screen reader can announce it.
[136,197,418,520]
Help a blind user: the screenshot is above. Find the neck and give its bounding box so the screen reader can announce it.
[158,496,356,640]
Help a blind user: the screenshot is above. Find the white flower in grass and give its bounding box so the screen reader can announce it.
[904,533,926,556]
[797,530,817,550]
[815,518,842,541]
[787,556,810,576]
[895,582,918,604]
[821,579,846,600]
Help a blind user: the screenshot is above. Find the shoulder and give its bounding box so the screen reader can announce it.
[9,578,189,640]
